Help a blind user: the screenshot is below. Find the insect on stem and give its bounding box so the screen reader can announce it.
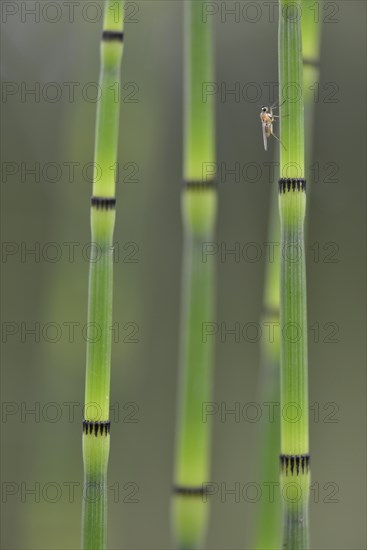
[260,103,286,151]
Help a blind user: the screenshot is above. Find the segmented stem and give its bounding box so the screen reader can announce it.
[254,184,282,550]
[255,3,321,547]
[172,2,217,548]
[82,2,124,549]
[279,1,310,548]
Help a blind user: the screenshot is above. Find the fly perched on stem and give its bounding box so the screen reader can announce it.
[260,101,286,151]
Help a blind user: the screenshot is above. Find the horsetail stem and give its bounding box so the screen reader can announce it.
[279,1,310,547]
[254,185,281,550]
[302,0,322,202]
[302,0,322,103]
[254,9,321,544]
[255,5,321,547]
[82,2,124,549]
[172,2,217,548]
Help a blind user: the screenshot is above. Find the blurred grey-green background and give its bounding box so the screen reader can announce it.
[1,1,366,548]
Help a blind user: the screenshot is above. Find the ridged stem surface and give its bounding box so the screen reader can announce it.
[82,3,124,549]
[172,2,217,548]
[279,1,310,548]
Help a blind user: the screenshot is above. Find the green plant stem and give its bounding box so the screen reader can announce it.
[172,2,217,548]
[254,183,281,550]
[254,4,321,548]
[82,3,124,549]
[302,0,322,222]
[279,1,310,548]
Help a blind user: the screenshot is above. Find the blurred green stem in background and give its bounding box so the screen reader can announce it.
[279,1,310,548]
[253,2,321,548]
[172,1,217,548]
[82,2,124,549]
[254,181,282,550]
[302,0,322,224]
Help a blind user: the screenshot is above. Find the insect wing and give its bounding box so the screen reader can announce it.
[262,121,268,151]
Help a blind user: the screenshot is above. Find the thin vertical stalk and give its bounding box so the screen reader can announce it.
[82,2,124,549]
[279,1,310,548]
[172,2,217,549]
[302,0,322,211]
[254,4,321,548]
[254,184,281,550]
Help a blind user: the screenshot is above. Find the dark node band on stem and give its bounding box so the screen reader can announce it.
[303,57,320,69]
[278,178,306,194]
[91,196,116,210]
[182,178,218,190]
[83,420,111,436]
[173,485,208,497]
[102,30,124,42]
[280,454,310,476]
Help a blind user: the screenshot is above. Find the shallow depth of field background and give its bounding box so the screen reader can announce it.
[1,1,366,549]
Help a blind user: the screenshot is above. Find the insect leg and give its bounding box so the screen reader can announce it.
[271,98,286,110]
[271,132,287,151]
